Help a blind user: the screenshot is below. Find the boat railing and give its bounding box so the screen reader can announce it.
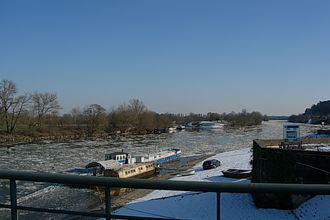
[0,169,329,220]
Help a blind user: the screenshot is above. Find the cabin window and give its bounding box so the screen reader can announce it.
[125,171,128,175]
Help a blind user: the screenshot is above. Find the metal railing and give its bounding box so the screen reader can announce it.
[0,169,329,220]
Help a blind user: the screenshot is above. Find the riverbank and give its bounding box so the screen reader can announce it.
[113,148,329,219]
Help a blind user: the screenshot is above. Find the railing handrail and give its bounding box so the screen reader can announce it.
[1,169,330,220]
[0,169,329,194]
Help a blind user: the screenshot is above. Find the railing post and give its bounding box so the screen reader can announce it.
[105,187,111,220]
[10,179,18,220]
[216,192,221,220]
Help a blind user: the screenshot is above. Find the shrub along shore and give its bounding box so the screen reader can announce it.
[1,79,264,146]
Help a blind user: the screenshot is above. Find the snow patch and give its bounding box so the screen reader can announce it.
[114,148,330,219]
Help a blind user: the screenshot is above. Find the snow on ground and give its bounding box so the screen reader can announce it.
[114,148,330,220]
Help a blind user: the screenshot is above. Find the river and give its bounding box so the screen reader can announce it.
[0,120,320,219]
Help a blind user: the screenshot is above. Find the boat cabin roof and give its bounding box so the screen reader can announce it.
[85,160,121,170]
[106,152,128,156]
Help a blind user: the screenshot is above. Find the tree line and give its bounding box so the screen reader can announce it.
[0,79,264,138]
[288,100,330,124]
[0,79,60,134]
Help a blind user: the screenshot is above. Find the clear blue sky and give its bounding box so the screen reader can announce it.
[1,0,329,115]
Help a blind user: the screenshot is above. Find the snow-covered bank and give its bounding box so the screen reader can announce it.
[114,148,330,219]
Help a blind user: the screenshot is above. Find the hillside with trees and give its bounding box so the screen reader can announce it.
[288,100,330,124]
[0,79,265,144]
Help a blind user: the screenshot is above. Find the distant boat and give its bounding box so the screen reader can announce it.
[186,121,224,130]
[105,162,156,179]
[176,125,185,131]
[135,148,182,164]
[222,169,251,179]
[78,148,181,179]
[90,162,157,196]
[86,160,156,178]
[168,127,177,133]
[85,160,122,176]
[104,151,135,165]
[198,121,224,129]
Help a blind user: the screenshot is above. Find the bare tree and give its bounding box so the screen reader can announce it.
[31,92,61,127]
[128,99,146,115]
[0,79,30,133]
[70,107,82,125]
[83,104,106,136]
[108,104,131,133]
[128,98,147,131]
[108,99,152,134]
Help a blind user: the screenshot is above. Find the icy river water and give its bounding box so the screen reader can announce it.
[0,120,320,219]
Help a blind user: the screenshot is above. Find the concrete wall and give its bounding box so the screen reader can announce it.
[252,139,330,209]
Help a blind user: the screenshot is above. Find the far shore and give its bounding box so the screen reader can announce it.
[0,124,262,146]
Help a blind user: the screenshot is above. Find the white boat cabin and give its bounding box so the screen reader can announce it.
[105,152,135,164]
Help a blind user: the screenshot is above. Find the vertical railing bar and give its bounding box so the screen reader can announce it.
[105,186,111,220]
[216,192,221,220]
[10,179,18,220]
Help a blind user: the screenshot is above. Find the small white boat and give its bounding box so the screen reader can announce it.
[168,127,177,133]
[179,169,195,176]
[222,169,251,179]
